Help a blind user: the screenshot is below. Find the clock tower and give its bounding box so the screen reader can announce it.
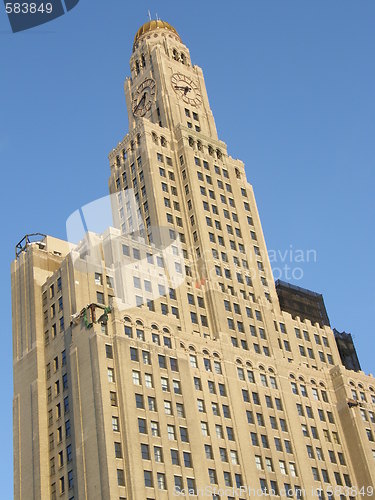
[125,19,218,139]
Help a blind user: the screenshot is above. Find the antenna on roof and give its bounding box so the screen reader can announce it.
[156,13,159,21]
[147,10,151,21]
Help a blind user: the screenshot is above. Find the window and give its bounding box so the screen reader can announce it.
[242,389,250,403]
[112,416,119,431]
[289,462,297,477]
[154,446,163,463]
[148,397,156,411]
[255,455,263,470]
[107,367,115,383]
[145,373,153,388]
[110,391,117,407]
[183,451,192,467]
[138,418,147,434]
[223,472,232,487]
[216,424,224,439]
[219,383,226,396]
[132,370,141,385]
[197,399,205,413]
[251,432,259,446]
[194,377,202,390]
[130,347,138,362]
[114,442,122,458]
[366,429,374,442]
[173,380,181,394]
[261,435,269,448]
[205,444,214,459]
[164,400,172,415]
[203,358,212,372]
[144,470,153,488]
[312,467,320,481]
[180,427,189,442]
[167,424,176,440]
[135,394,145,408]
[171,401,182,418]
[279,460,287,475]
[284,440,292,454]
[247,370,255,383]
[190,354,198,368]
[235,474,243,488]
[150,421,160,437]
[280,418,288,432]
[174,475,183,492]
[208,469,217,484]
[64,396,69,413]
[171,449,180,465]
[117,469,125,486]
[141,443,150,460]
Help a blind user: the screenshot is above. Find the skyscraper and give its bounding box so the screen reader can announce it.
[12,20,375,500]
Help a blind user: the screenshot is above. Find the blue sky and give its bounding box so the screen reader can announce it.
[1,0,374,494]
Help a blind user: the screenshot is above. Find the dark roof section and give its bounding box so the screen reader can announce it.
[275,279,330,327]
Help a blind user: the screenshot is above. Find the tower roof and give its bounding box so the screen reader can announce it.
[133,20,181,49]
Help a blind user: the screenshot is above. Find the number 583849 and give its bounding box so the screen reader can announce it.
[5,3,53,14]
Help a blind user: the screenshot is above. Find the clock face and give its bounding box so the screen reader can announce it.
[132,78,156,117]
[171,73,202,107]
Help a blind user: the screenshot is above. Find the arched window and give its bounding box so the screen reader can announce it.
[141,53,146,68]
[160,136,167,147]
[208,145,214,156]
[172,48,179,61]
[181,53,186,65]
[135,60,140,74]
[216,149,222,160]
[235,168,241,179]
[152,132,158,144]
[197,140,202,151]
[188,137,194,147]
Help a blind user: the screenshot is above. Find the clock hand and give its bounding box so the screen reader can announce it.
[174,85,191,93]
[134,92,146,112]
